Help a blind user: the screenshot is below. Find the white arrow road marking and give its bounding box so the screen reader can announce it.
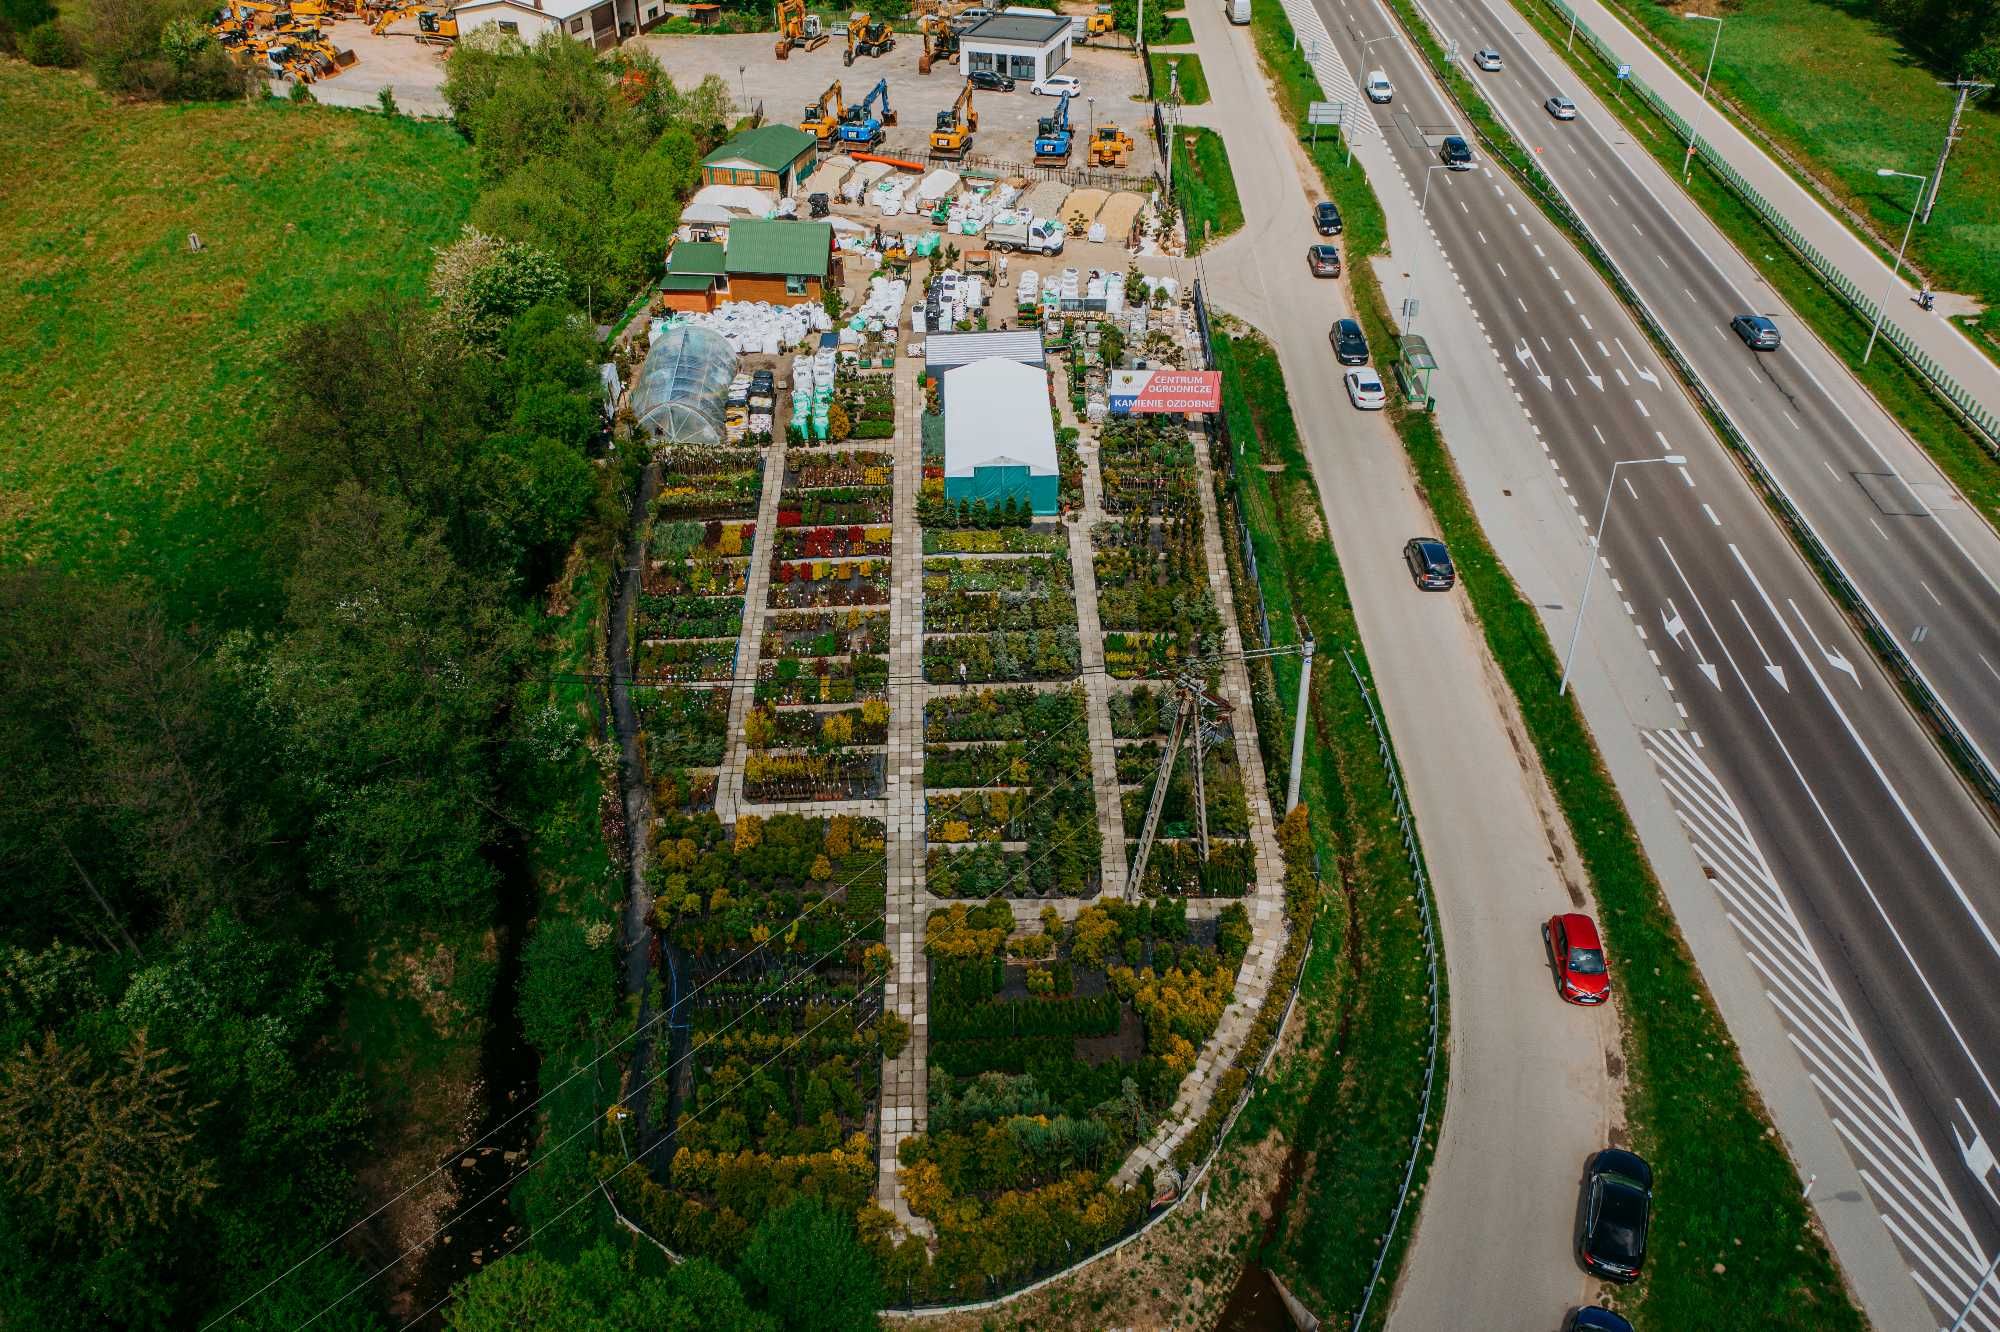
[1567,337,1603,390]
[1614,335,1660,387]
[1954,1101,2000,1207]
[1513,338,1551,390]
[1661,596,1722,690]
[1731,599,1788,691]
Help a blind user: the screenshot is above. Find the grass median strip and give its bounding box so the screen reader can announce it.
[1249,2,1865,1326]
[1507,0,2000,529]
[1210,320,1445,1330]
[1149,50,1210,103]
[1170,126,1243,253]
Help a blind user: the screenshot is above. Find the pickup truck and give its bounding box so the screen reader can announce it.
[985,215,1066,255]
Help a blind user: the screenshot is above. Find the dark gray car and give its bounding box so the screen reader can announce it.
[1731,313,1781,350]
[1331,317,1368,365]
[1404,538,1455,590]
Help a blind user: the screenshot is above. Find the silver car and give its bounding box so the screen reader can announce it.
[1474,47,1503,71]
[1545,94,1578,120]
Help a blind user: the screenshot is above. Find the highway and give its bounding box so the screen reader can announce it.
[1301,0,2000,1322]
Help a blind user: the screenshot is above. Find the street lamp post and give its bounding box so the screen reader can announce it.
[1864,167,1926,365]
[1402,164,1449,336]
[1558,454,1687,696]
[1680,13,1722,184]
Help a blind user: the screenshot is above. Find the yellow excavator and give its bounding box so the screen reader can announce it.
[929,78,976,157]
[773,0,826,59]
[800,80,843,146]
[916,11,959,73]
[416,9,456,42]
[1088,123,1133,167]
[843,11,892,65]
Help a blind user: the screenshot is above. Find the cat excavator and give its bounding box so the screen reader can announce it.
[800,80,843,147]
[916,2,966,72]
[928,78,976,157]
[773,0,826,58]
[842,11,892,65]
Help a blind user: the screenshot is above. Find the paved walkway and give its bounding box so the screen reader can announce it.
[1110,424,1289,1192]
[1533,0,2000,420]
[1061,365,1132,898]
[877,351,933,1236]
[715,442,788,826]
[1181,0,1619,1324]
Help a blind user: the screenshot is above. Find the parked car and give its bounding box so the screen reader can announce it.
[1546,93,1578,120]
[1330,317,1369,365]
[1579,1149,1653,1283]
[1440,135,1473,169]
[1545,912,1610,1005]
[968,69,1015,92]
[1473,46,1503,70]
[1731,313,1782,350]
[1307,244,1342,278]
[1563,1309,1635,1332]
[1313,200,1344,235]
[1365,69,1394,103]
[1404,537,1455,590]
[1345,367,1386,409]
[1032,74,1081,97]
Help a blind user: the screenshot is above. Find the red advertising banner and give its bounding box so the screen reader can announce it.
[1109,369,1223,414]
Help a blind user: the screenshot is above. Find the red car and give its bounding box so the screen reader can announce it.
[1546,912,1610,1005]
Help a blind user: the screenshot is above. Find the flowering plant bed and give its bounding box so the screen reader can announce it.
[753,654,890,705]
[746,700,890,750]
[651,812,888,950]
[921,553,1072,595]
[785,450,893,490]
[1133,838,1257,897]
[1098,417,1196,516]
[926,787,1023,842]
[924,685,1075,743]
[634,592,742,642]
[634,685,730,769]
[636,637,736,682]
[921,525,1068,555]
[653,518,756,561]
[654,450,764,519]
[743,751,886,801]
[1101,630,1182,679]
[924,628,1081,683]
[759,609,889,660]
[775,524,893,560]
[924,588,1077,635]
[643,556,748,598]
[775,486,893,527]
[767,562,890,608]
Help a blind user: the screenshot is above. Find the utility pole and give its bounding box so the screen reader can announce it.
[1286,638,1314,812]
[1923,79,1992,224]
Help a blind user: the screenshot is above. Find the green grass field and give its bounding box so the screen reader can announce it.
[1150,49,1209,102]
[1171,126,1241,251]
[1153,16,1195,45]
[0,65,478,627]
[1582,0,2000,338]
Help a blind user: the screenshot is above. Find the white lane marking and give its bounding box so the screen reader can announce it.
[1657,254,1669,268]
[1730,599,1789,690]
[1580,314,1592,330]
[1921,579,1943,607]
[1979,653,2000,685]
[1507,202,1518,216]
[1658,589,1722,691]
[1613,337,1660,387]
[1703,503,1720,526]
[1632,223,1642,235]
[1684,287,1698,303]
[1477,228,1488,244]
[1534,243,1546,257]
[1623,477,1638,499]
[1784,410,1800,430]
[1786,599,1859,688]
[1496,262,1508,278]
[1678,466,1695,488]
[1591,424,1606,444]
[1596,340,1610,357]
[1634,398,1650,418]
[1459,199,1470,214]
[1564,289,1577,305]
[1869,518,1888,541]
[1519,223,1532,238]
[1518,297,1529,313]
[1726,543,2000,968]
[1613,367,1629,386]
[1822,459,1841,480]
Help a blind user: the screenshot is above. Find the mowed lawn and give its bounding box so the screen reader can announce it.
[0,65,478,626]
[1597,0,2000,326]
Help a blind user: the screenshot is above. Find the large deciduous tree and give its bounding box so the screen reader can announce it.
[740,1196,885,1332]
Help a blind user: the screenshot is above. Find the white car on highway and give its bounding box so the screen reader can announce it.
[1344,367,1387,410]
[1032,74,1082,97]
[1473,47,1503,71]
[1545,94,1578,120]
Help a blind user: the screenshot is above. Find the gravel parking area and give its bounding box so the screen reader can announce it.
[280,18,451,116]
[635,30,1156,174]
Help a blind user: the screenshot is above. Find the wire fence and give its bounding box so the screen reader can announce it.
[1388,0,2000,810]
[1339,648,1443,1331]
[1527,0,2000,457]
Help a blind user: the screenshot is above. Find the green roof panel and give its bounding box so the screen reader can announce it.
[702,124,815,173]
[725,219,831,279]
[666,241,727,277]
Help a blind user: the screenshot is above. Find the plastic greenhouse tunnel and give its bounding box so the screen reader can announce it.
[631,322,739,445]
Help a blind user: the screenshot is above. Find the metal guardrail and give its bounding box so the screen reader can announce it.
[1340,648,1443,1332]
[1389,0,2000,810]
[1529,0,2000,458]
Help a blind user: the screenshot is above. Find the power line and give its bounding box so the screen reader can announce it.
[211,709,1099,1330]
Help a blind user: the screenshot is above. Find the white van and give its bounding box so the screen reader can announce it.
[1225,0,1250,23]
[1365,70,1393,103]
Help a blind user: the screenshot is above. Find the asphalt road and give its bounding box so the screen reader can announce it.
[1173,1,1618,1324]
[1306,0,2000,1322]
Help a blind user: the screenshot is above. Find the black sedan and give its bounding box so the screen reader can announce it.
[1330,317,1368,365]
[1313,200,1343,235]
[1307,244,1341,278]
[1564,1308,1634,1332]
[968,69,1015,92]
[1404,538,1455,590]
[1578,1149,1652,1283]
